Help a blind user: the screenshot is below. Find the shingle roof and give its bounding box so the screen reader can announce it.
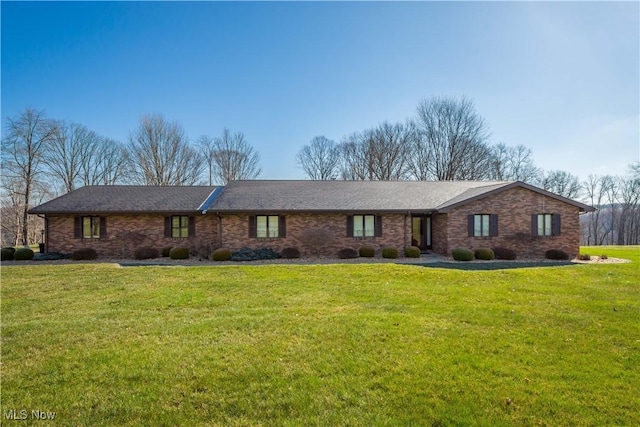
[211,180,515,213]
[29,180,594,215]
[29,186,219,214]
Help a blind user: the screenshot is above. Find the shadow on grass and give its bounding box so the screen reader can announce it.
[408,261,577,271]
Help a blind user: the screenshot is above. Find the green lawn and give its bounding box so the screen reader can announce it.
[1,246,638,426]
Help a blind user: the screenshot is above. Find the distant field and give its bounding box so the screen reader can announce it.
[1,246,638,426]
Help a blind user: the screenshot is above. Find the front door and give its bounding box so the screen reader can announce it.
[411,215,432,251]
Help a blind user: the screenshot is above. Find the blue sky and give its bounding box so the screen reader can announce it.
[2,1,638,182]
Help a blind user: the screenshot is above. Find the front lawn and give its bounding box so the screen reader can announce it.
[1,246,638,425]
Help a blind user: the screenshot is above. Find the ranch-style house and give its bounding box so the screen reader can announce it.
[29,180,594,259]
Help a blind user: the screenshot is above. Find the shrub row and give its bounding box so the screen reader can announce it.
[2,247,69,262]
[451,247,572,261]
[1,244,418,262]
[208,246,419,262]
[451,247,496,261]
[2,247,36,261]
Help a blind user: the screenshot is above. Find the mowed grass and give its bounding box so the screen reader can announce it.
[1,247,638,426]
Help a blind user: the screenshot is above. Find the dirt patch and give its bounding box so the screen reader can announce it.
[572,256,630,264]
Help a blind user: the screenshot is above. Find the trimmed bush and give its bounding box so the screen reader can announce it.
[231,247,281,262]
[1,248,14,261]
[3,247,16,255]
[281,247,301,259]
[72,248,98,260]
[493,247,517,260]
[337,248,359,259]
[14,248,35,261]
[134,247,159,260]
[169,247,190,260]
[600,254,608,260]
[212,248,232,261]
[545,249,569,260]
[359,245,375,257]
[381,247,399,259]
[577,253,591,261]
[404,246,421,258]
[161,246,173,257]
[452,247,474,261]
[474,248,495,261]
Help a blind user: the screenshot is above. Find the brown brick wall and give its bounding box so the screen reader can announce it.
[219,213,411,257]
[43,186,582,259]
[46,214,218,258]
[443,187,581,258]
[431,213,448,255]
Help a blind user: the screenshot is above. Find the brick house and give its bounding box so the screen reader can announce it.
[29,180,594,259]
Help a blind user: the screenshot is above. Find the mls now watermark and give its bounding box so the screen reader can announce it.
[3,409,57,421]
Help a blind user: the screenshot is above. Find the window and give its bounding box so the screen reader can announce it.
[532,214,560,236]
[249,215,286,238]
[347,215,382,238]
[171,216,189,238]
[353,215,375,237]
[467,214,498,237]
[83,216,101,239]
[257,215,279,238]
[74,216,106,239]
[164,216,195,238]
[474,214,490,237]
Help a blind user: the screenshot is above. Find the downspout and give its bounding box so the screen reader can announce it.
[405,212,410,249]
[37,214,48,253]
[217,213,223,248]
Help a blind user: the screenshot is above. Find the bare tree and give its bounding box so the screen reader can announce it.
[339,121,412,181]
[583,175,603,245]
[210,128,261,184]
[82,137,129,186]
[127,114,203,185]
[616,175,640,244]
[296,136,341,180]
[369,121,412,180]
[581,170,640,246]
[406,120,432,181]
[489,143,541,183]
[43,122,100,192]
[540,170,581,199]
[339,131,370,180]
[413,96,492,180]
[196,135,216,185]
[1,108,56,245]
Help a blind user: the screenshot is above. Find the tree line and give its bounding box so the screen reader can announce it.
[2,96,638,246]
[296,96,581,197]
[1,109,260,245]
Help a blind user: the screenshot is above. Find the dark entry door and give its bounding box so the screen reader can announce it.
[411,216,432,251]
